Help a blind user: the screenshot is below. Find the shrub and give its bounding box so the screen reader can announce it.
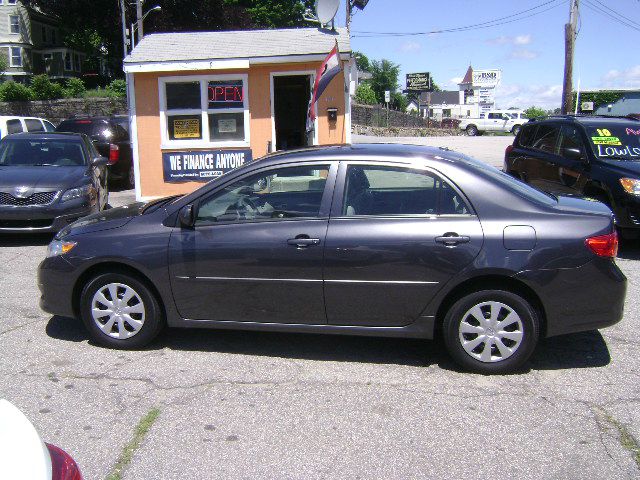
[0,81,35,101]
[30,74,65,100]
[65,77,86,98]
[106,79,127,97]
[355,83,377,105]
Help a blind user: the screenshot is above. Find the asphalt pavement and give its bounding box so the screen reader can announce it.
[0,135,638,480]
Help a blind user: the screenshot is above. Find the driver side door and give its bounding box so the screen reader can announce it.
[168,162,336,324]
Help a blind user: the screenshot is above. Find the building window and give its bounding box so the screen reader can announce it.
[64,52,72,71]
[10,47,22,67]
[41,25,47,43]
[160,75,250,147]
[9,15,20,34]
[74,53,81,71]
[8,0,17,4]
[51,29,57,44]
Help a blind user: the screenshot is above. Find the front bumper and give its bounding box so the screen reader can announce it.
[0,200,94,233]
[38,255,78,318]
[515,258,627,337]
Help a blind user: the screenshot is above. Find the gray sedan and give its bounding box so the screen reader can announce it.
[38,144,626,373]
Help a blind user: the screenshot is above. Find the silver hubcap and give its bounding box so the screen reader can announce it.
[91,283,145,339]
[458,301,524,363]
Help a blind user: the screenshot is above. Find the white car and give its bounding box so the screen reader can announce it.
[0,399,82,479]
[0,116,57,139]
[458,110,526,136]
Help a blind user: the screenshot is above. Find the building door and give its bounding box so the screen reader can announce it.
[273,75,312,151]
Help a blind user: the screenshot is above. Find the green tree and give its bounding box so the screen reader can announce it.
[369,59,401,104]
[352,51,370,72]
[0,81,35,101]
[355,83,377,105]
[106,79,127,97]
[524,106,547,119]
[391,91,408,111]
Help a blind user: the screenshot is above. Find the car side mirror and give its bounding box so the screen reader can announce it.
[563,147,584,161]
[91,156,109,167]
[178,204,195,228]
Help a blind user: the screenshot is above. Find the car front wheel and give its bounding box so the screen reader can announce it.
[443,290,539,374]
[80,273,164,349]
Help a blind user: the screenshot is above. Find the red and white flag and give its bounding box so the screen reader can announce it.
[308,41,342,128]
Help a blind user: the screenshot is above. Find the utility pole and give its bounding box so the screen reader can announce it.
[136,0,143,43]
[345,0,351,29]
[120,0,128,60]
[561,0,579,114]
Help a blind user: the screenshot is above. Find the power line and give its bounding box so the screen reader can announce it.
[581,0,640,32]
[352,0,567,38]
[590,0,640,28]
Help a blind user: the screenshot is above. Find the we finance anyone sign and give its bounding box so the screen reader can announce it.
[162,149,253,182]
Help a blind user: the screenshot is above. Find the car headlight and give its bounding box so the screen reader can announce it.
[47,240,77,257]
[620,178,640,196]
[61,184,94,202]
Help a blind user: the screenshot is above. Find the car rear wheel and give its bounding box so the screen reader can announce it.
[80,273,164,349]
[442,290,539,374]
[466,125,478,136]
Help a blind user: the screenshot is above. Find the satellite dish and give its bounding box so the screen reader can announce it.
[315,0,340,25]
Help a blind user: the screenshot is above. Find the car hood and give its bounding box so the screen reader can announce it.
[57,201,145,238]
[597,158,640,177]
[0,166,87,191]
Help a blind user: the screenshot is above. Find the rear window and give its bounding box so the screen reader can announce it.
[585,124,640,161]
[57,120,95,136]
[530,124,560,153]
[6,119,23,134]
[517,124,537,147]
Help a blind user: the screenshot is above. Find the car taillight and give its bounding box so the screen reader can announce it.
[505,144,514,156]
[109,143,120,164]
[46,443,83,480]
[585,231,618,258]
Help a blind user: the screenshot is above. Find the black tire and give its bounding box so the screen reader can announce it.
[442,290,539,374]
[466,125,478,136]
[511,125,521,136]
[80,273,164,349]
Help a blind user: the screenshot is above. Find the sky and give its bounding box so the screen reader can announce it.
[332,0,640,109]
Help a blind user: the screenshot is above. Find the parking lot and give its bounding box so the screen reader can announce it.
[1,135,639,479]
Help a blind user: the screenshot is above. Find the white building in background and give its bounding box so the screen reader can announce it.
[406,66,502,120]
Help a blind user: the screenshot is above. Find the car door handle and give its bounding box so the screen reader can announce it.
[435,233,470,246]
[287,237,320,247]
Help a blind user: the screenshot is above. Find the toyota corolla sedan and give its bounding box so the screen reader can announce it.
[0,133,109,233]
[38,144,626,374]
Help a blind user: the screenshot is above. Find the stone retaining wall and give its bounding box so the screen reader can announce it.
[0,97,127,125]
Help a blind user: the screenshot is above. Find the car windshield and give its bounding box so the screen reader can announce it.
[0,139,87,167]
[585,124,640,160]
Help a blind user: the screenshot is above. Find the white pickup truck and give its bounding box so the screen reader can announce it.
[459,110,527,136]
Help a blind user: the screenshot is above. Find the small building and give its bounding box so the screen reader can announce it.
[0,0,86,82]
[578,89,640,116]
[124,27,352,200]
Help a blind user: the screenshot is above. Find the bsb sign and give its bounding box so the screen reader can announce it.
[162,149,252,183]
[472,69,501,88]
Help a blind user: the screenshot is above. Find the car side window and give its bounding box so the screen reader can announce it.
[342,165,470,217]
[25,119,45,132]
[195,165,330,225]
[559,125,584,154]
[488,113,500,119]
[6,119,23,134]
[518,125,537,147]
[43,120,56,132]
[531,124,560,154]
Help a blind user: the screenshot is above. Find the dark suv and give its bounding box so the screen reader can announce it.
[504,115,640,237]
[56,117,133,189]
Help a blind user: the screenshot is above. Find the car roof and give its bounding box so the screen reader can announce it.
[256,143,477,169]
[3,132,86,141]
[529,115,640,127]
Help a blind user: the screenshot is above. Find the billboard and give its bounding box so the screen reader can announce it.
[406,72,432,92]
[162,149,252,183]
[472,69,501,88]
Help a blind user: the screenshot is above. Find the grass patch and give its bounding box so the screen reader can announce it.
[105,407,160,480]
[594,406,640,469]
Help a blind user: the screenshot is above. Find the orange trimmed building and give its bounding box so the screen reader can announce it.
[123,28,352,200]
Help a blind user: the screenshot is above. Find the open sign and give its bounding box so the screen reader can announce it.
[208,80,244,109]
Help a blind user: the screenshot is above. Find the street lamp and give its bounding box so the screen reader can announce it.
[131,5,161,47]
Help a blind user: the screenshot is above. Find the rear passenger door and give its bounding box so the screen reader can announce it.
[555,124,589,195]
[323,163,483,327]
[518,123,562,192]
